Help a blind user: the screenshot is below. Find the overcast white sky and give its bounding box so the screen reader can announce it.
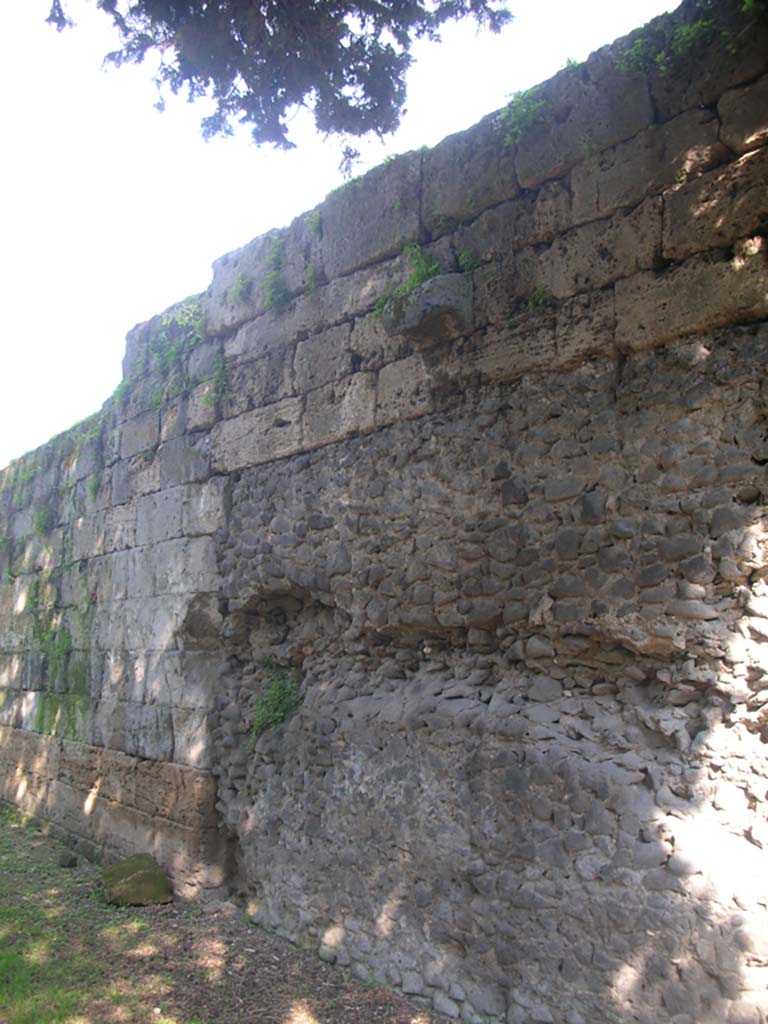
[0,0,678,470]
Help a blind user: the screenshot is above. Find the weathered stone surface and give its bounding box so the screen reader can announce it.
[719,73,768,155]
[208,229,289,336]
[376,356,433,427]
[303,373,376,450]
[616,239,768,351]
[663,147,768,261]
[294,323,354,392]
[322,152,422,279]
[119,410,159,460]
[381,274,473,345]
[571,107,727,224]
[422,115,518,235]
[514,56,653,189]
[536,197,661,298]
[2,7,768,1024]
[455,184,572,265]
[211,398,303,472]
[673,4,768,111]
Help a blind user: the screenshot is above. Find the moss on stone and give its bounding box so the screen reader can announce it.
[102,854,173,906]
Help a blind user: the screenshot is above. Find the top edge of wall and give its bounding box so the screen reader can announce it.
[3,0,767,481]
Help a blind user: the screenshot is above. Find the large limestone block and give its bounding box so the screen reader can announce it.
[303,373,376,451]
[616,238,768,351]
[381,274,473,345]
[156,437,211,489]
[555,288,616,367]
[135,487,184,546]
[133,758,218,830]
[454,184,572,264]
[663,148,768,261]
[222,348,294,421]
[349,312,404,372]
[321,152,422,279]
[169,706,212,770]
[458,319,558,383]
[422,115,518,235]
[223,310,291,363]
[204,244,407,380]
[124,702,174,762]
[571,108,727,225]
[143,652,220,711]
[151,537,218,597]
[719,73,768,155]
[102,853,173,906]
[211,398,303,473]
[294,323,355,392]
[118,595,191,653]
[182,477,228,537]
[207,229,288,336]
[71,513,105,561]
[514,55,653,190]
[376,357,434,428]
[537,197,661,298]
[185,381,219,433]
[119,410,159,460]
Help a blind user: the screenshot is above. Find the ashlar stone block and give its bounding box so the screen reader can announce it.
[422,114,519,235]
[719,73,768,155]
[211,398,303,473]
[303,373,376,450]
[616,237,768,352]
[571,108,727,225]
[663,147,768,261]
[322,152,422,279]
[514,56,653,190]
[376,356,434,427]
[381,274,473,346]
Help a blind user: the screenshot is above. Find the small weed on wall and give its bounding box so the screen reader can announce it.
[251,659,303,738]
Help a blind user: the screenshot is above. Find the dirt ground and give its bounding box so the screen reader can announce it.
[0,809,444,1024]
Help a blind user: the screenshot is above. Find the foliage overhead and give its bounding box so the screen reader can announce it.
[46,1,512,147]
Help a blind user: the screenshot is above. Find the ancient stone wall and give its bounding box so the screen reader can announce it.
[1,0,768,1020]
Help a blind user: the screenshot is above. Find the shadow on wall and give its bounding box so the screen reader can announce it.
[210,331,768,1024]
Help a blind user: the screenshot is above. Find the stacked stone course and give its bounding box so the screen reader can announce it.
[1,0,768,1020]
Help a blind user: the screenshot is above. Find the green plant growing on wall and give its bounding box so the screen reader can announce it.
[11,459,38,508]
[251,660,303,738]
[501,88,548,146]
[227,270,252,305]
[264,238,290,312]
[29,572,93,738]
[616,15,717,76]
[112,378,131,408]
[373,242,441,319]
[306,260,319,296]
[401,242,440,292]
[526,286,555,311]
[144,294,208,408]
[204,354,229,410]
[304,209,322,237]
[459,249,481,273]
[33,507,55,536]
[616,33,655,74]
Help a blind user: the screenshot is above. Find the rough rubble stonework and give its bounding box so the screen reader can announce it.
[1,1,768,1021]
